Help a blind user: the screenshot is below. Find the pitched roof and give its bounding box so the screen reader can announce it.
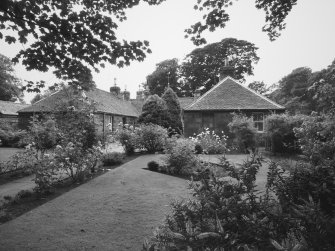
[19,88,139,117]
[185,76,285,111]
[0,101,29,116]
[178,97,196,109]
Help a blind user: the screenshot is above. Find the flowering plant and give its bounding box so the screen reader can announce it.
[190,128,227,154]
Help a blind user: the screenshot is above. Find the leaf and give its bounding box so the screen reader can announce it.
[270,239,285,250]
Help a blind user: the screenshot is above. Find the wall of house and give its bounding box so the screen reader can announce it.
[184,111,233,137]
[183,110,281,137]
[18,113,33,129]
[0,115,19,128]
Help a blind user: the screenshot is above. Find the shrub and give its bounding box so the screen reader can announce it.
[294,112,335,165]
[0,124,28,148]
[190,128,227,154]
[265,113,305,154]
[55,97,97,149]
[194,144,203,154]
[102,152,124,166]
[113,124,139,155]
[147,161,159,171]
[53,142,103,182]
[137,124,168,153]
[16,189,33,199]
[162,87,183,134]
[0,148,36,175]
[28,116,60,152]
[228,113,257,153]
[143,155,296,250]
[164,138,198,175]
[138,94,170,128]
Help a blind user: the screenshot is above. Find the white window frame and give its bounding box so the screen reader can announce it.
[252,112,264,133]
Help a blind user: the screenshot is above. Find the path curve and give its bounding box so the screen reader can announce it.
[0,155,190,251]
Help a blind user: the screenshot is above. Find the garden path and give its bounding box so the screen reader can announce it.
[0,154,190,251]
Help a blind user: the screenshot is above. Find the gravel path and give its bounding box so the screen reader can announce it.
[0,155,190,251]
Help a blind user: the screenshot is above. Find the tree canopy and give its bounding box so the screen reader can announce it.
[0,53,22,101]
[0,0,163,91]
[0,0,302,91]
[185,0,298,45]
[180,38,259,95]
[146,58,180,96]
[267,60,335,115]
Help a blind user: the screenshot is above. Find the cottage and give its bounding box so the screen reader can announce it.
[18,86,139,137]
[0,100,29,127]
[183,76,285,137]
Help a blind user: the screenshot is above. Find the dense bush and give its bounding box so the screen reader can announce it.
[265,113,305,154]
[194,143,203,154]
[190,128,227,154]
[0,122,28,148]
[137,124,168,153]
[164,138,198,175]
[53,142,103,182]
[28,116,60,152]
[228,113,257,153]
[0,148,36,175]
[113,124,139,155]
[55,97,97,149]
[102,152,124,166]
[161,87,183,134]
[294,112,335,165]
[267,159,335,249]
[113,123,168,154]
[144,155,298,250]
[147,161,159,171]
[138,94,170,128]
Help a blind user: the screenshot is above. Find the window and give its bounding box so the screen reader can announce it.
[252,113,264,132]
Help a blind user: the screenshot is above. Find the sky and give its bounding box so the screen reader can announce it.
[1,0,335,103]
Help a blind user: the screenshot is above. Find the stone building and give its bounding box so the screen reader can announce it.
[183,76,285,137]
[0,100,28,127]
[18,86,139,138]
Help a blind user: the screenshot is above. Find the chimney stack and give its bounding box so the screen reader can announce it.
[219,57,234,81]
[122,88,130,101]
[110,78,121,96]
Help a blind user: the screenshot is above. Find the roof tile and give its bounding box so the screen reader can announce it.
[185,77,285,111]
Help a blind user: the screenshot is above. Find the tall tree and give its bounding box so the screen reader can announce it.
[0,0,163,91]
[185,0,298,45]
[248,81,269,95]
[180,38,259,96]
[138,95,169,128]
[269,67,312,114]
[162,87,183,134]
[307,59,335,113]
[0,53,22,101]
[146,58,180,96]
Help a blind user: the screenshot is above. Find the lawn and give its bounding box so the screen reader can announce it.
[0,147,23,163]
[0,155,190,250]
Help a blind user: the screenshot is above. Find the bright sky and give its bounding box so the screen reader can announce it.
[1,0,335,103]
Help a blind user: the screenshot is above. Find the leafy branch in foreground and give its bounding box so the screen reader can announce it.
[0,0,164,91]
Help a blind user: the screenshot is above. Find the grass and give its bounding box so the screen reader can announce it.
[0,154,190,250]
[0,154,139,225]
